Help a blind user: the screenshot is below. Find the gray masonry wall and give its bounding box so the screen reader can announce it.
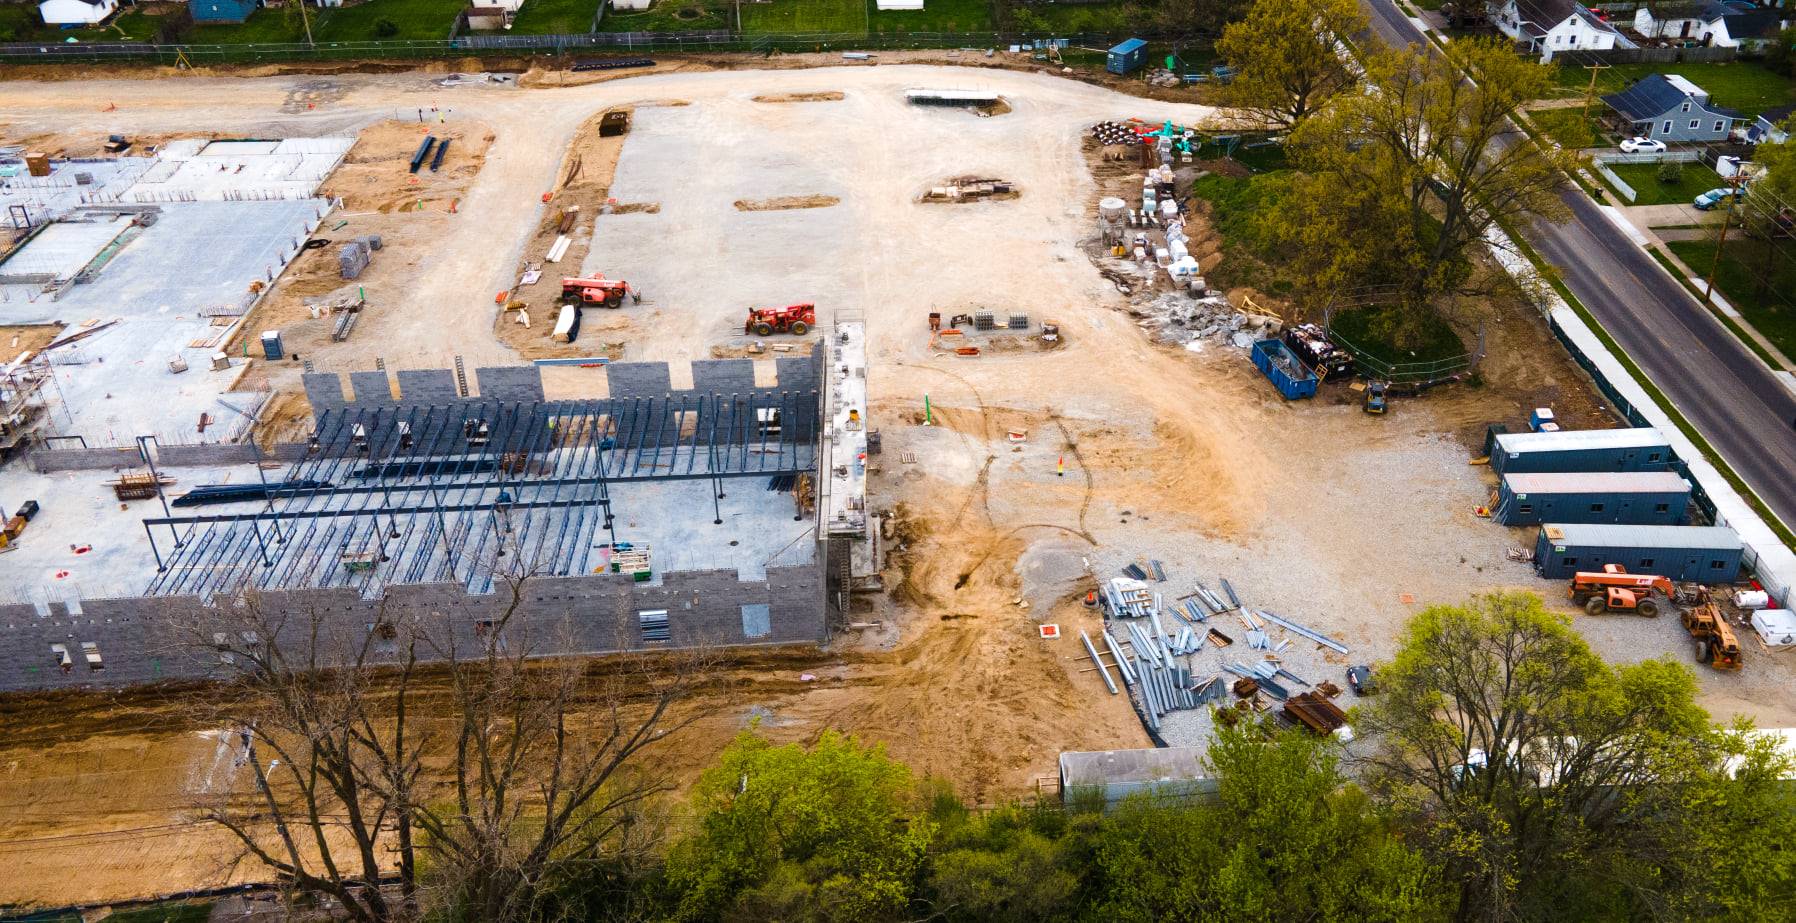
[0,562,823,693]
[28,445,145,472]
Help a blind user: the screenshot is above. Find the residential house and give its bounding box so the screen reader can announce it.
[36,0,116,26]
[1694,0,1788,48]
[1600,73,1742,143]
[1491,0,1634,59]
[1633,2,1711,40]
[190,0,261,24]
[1747,104,1795,144]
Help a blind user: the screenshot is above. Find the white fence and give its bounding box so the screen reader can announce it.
[1591,151,1703,203]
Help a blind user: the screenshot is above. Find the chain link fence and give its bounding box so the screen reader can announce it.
[0,29,1188,65]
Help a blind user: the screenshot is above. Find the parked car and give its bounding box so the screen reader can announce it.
[1693,187,1745,210]
[1347,665,1377,695]
[1620,137,1667,154]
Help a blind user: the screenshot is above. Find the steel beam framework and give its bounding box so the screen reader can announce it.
[143,392,819,600]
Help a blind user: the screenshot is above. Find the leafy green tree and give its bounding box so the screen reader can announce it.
[665,731,932,922]
[1738,118,1796,298]
[1087,721,1445,922]
[921,801,1085,922]
[1216,0,1366,130]
[1765,26,1796,75]
[1280,40,1573,344]
[1354,592,1744,922]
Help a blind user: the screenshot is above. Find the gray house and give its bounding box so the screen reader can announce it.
[1601,73,1742,143]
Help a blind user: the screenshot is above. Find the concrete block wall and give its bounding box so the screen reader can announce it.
[475,367,547,402]
[396,369,460,404]
[156,442,259,467]
[28,446,144,472]
[349,371,396,405]
[0,560,823,693]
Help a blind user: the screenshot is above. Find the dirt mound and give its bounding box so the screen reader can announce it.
[733,195,840,211]
[752,91,845,103]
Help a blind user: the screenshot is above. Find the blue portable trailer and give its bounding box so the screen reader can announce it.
[1494,471,1691,526]
[1251,339,1318,400]
[1107,39,1148,75]
[1490,427,1674,477]
[1533,523,1743,582]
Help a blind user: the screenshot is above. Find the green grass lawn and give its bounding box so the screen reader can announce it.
[1529,107,1606,150]
[313,0,466,41]
[1668,237,1796,360]
[738,0,867,33]
[506,0,602,34]
[189,7,309,44]
[1328,302,1469,372]
[1603,161,1723,206]
[866,0,991,33]
[1030,1,1135,33]
[596,0,728,33]
[1552,61,1796,119]
[0,5,158,42]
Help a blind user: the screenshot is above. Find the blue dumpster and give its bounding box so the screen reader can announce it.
[1251,339,1318,400]
[1107,38,1148,75]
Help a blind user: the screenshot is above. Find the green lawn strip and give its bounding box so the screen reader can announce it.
[505,0,602,35]
[1645,246,1787,369]
[189,8,309,44]
[595,0,728,33]
[1550,60,1796,119]
[1603,161,1722,207]
[1328,302,1468,371]
[313,0,467,42]
[738,0,866,33]
[1030,1,1134,32]
[866,0,991,34]
[0,5,159,42]
[1667,237,1796,363]
[1528,107,1604,151]
[1502,223,1796,549]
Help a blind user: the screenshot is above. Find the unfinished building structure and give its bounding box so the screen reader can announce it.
[0,348,854,692]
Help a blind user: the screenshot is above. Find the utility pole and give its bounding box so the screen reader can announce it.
[1581,62,1609,122]
[296,0,315,49]
[1704,173,1746,302]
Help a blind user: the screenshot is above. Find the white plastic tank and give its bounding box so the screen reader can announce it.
[1735,590,1771,610]
[1099,197,1126,221]
[1160,198,1178,218]
[1169,239,1190,262]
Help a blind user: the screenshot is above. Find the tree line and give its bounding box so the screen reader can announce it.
[188,586,1796,922]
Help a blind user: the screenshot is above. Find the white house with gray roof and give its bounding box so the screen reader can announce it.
[1491,0,1635,59]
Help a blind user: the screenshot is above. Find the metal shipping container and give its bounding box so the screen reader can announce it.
[1107,38,1148,75]
[1491,427,1674,476]
[1533,523,1743,582]
[1495,471,1691,526]
[1250,338,1318,400]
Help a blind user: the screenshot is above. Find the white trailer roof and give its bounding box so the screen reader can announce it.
[1496,427,1671,454]
[1539,523,1741,551]
[1503,471,1690,495]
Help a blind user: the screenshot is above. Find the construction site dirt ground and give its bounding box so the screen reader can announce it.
[4,66,1796,909]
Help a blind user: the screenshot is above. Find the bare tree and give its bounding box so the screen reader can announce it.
[407,571,716,922]
[185,594,423,922]
[178,561,718,922]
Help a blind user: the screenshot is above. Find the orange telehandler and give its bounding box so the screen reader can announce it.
[561,275,641,308]
[1568,564,1683,618]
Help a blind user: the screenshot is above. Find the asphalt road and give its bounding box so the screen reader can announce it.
[1360,0,1796,529]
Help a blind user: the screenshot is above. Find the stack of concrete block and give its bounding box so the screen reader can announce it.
[337,235,383,280]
